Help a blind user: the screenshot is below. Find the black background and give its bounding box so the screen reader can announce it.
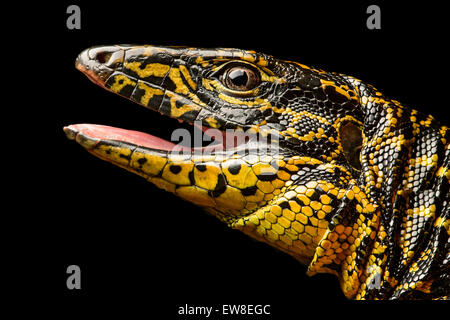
[12,0,449,316]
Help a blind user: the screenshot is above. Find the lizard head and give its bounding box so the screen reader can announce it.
[65,45,371,267]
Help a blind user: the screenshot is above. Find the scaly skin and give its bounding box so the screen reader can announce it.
[64,45,449,299]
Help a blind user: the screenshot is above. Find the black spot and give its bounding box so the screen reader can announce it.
[169,165,182,174]
[195,164,207,172]
[241,186,257,196]
[257,172,277,181]
[227,162,241,175]
[209,174,227,197]
[309,190,320,201]
[119,153,131,160]
[137,158,147,165]
[279,201,290,209]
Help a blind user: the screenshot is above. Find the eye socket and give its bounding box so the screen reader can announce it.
[222,65,260,91]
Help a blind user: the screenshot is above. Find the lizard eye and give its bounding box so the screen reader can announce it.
[222,65,260,91]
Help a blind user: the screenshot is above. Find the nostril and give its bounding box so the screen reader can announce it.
[95,52,111,64]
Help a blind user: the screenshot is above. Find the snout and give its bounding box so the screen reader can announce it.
[75,45,125,86]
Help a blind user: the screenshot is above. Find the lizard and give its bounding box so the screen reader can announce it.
[64,45,449,299]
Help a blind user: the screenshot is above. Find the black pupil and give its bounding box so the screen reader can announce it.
[228,69,248,87]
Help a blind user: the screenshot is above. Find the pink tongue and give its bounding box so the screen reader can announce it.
[67,124,181,151]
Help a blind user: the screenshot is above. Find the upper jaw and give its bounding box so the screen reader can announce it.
[73,45,286,153]
[75,45,259,130]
